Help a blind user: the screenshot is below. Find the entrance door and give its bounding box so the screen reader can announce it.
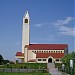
[48,58,52,63]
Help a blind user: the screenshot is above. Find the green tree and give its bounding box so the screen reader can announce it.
[3,60,10,64]
[62,52,75,68]
[0,54,4,64]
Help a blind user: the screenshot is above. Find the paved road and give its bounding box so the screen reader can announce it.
[47,63,69,75]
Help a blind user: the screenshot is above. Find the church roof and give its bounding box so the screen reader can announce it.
[28,59,36,62]
[36,53,64,58]
[16,52,24,56]
[26,44,68,50]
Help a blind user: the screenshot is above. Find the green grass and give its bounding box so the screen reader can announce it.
[0,63,47,69]
[0,72,51,75]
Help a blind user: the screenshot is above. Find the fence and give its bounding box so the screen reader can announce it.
[58,67,75,75]
[0,68,47,73]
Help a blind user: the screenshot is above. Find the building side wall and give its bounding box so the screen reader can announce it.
[36,57,62,63]
[55,58,62,63]
[36,58,47,63]
[36,56,55,63]
[28,50,36,61]
[24,49,65,63]
[24,48,28,62]
[22,24,29,53]
[32,52,36,59]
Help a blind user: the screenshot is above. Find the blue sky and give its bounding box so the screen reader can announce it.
[0,0,74,61]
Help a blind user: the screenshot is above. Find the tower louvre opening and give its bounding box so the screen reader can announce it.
[25,19,28,23]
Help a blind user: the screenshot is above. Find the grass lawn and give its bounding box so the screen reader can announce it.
[0,63,47,69]
[0,72,51,75]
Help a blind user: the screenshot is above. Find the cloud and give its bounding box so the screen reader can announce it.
[52,17,74,26]
[59,26,75,36]
[33,22,49,27]
[52,17,75,36]
[34,23,43,27]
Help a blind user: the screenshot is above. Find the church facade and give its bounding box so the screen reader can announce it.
[16,11,68,63]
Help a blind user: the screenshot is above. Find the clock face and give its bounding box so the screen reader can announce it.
[25,19,28,23]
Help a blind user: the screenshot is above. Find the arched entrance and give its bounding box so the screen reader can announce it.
[48,58,52,63]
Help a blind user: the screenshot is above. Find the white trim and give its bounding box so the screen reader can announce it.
[47,56,55,63]
[15,56,24,59]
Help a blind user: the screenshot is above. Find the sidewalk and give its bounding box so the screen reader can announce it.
[49,68,70,75]
[47,63,70,75]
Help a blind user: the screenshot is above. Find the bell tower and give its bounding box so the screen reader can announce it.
[22,11,30,53]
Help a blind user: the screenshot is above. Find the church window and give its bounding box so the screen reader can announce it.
[58,51,60,53]
[61,51,62,53]
[56,59,59,61]
[39,51,41,53]
[38,59,41,61]
[56,51,57,53]
[43,59,46,61]
[25,19,28,23]
[37,51,38,52]
[49,51,50,53]
[54,51,55,53]
[47,51,48,52]
[51,51,53,53]
[44,51,45,52]
[35,51,36,53]
[42,51,43,52]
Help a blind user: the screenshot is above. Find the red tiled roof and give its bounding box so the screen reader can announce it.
[27,44,68,50]
[28,59,36,62]
[36,53,64,58]
[16,52,24,56]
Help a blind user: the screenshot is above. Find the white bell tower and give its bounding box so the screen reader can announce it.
[22,11,30,53]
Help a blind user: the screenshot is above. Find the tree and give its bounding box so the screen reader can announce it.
[0,54,4,64]
[62,52,75,68]
[3,60,10,64]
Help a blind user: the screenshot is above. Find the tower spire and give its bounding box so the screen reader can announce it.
[24,10,29,18]
[22,10,30,53]
[23,10,30,24]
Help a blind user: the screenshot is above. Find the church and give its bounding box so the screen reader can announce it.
[16,11,68,63]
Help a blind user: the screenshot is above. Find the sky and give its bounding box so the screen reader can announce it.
[0,0,74,61]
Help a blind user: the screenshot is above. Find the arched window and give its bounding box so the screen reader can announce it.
[48,58,52,63]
